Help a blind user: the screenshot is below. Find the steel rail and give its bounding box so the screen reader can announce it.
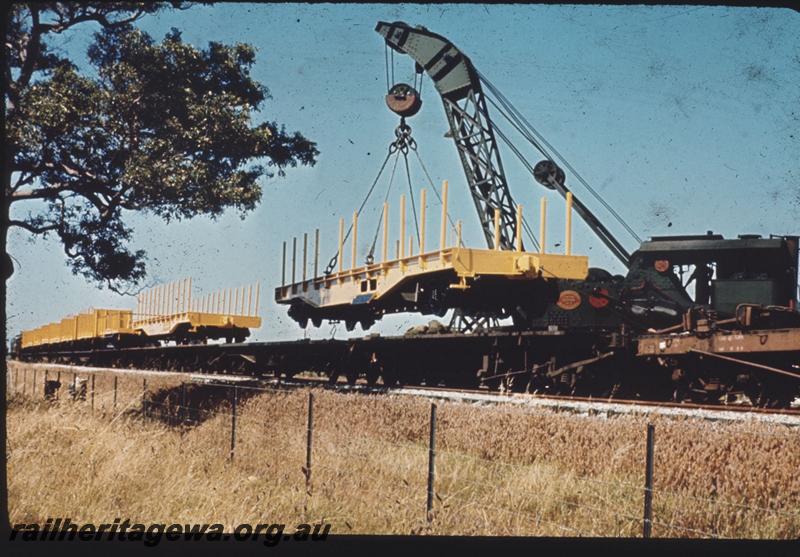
[10,361,800,420]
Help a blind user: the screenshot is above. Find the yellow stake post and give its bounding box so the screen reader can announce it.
[302,233,308,283]
[440,180,448,259]
[400,194,406,271]
[565,191,573,256]
[281,241,287,286]
[539,197,547,255]
[419,189,426,266]
[291,237,297,285]
[314,229,320,279]
[494,208,501,251]
[338,218,344,276]
[382,201,389,264]
[351,211,358,271]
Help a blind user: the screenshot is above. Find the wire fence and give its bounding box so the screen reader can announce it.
[6,364,800,538]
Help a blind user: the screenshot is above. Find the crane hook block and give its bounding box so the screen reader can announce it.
[533,160,565,190]
[386,83,422,117]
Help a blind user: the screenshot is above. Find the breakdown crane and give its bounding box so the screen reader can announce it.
[274,20,799,403]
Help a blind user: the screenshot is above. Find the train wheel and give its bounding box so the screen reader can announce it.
[381,364,399,388]
[365,367,379,387]
[499,371,528,393]
[403,368,424,387]
[482,374,502,391]
[602,382,623,399]
[750,389,792,409]
[423,368,442,387]
[672,385,689,403]
[552,372,575,395]
[748,377,794,409]
[462,373,481,389]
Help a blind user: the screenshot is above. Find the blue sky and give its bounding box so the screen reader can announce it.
[7,4,799,342]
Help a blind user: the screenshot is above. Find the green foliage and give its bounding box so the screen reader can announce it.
[5,3,318,292]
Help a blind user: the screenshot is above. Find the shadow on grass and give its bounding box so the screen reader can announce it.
[138,382,265,428]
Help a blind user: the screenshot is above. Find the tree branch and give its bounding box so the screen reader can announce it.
[106,282,145,296]
[14,6,42,97]
[39,8,149,34]
[9,219,59,234]
[10,172,35,192]
[11,185,68,202]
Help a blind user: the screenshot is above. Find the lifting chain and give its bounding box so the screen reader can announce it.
[389,118,417,155]
[324,119,418,275]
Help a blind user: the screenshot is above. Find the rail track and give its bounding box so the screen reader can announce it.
[385,384,800,427]
[9,360,800,427]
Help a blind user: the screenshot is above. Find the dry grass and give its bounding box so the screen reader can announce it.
[6,362,800,538]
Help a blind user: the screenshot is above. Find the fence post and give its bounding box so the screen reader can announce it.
[113,376,118,409]
[91,374,95,412]
[73,372,77,398]
[23,369,27,396]
[142,378,147,423]
[56,371,61,400]
[427,403,437,523]
[229,386,237,462]
[643,423,655,538]
[304,392,314,490]
[181,382,187,425]
[44,370,48,399]
[33,369,37,398]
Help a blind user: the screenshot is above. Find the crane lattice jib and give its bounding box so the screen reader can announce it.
[376,21,519,251]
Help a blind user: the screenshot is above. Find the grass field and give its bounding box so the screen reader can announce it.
[6,363,800,537]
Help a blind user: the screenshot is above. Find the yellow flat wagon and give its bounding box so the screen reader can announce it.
[20,308,136,349]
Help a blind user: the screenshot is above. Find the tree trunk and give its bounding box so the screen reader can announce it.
[2,165,12,534]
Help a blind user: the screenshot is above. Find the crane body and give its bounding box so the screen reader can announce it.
[276,20,798,338]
